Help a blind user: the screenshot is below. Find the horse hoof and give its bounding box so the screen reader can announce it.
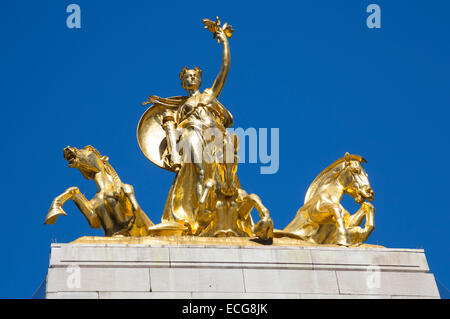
[45,207,67,225]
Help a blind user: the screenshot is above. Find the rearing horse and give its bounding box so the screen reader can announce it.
[44,145,154,236]
[281,152,375,246]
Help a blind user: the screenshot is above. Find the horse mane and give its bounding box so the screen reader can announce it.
[102,161,122,186]
[84,145,122,185]
[304,154,366,204]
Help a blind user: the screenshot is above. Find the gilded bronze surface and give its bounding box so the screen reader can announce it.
[45,146,154,236]
[194,134,274,240]
[138,17,273,240]
[279,153,375,246]
[46,18,378,247]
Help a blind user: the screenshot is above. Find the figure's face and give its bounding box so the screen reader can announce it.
[182,70,201,90]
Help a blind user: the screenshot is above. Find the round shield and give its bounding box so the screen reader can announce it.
[137,97,184,172]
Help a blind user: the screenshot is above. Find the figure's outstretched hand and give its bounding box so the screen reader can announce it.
[215,28,227,44]
[203,17,233,45]
[216,28,228,43]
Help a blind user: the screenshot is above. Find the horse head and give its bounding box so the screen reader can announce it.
[337,152,374,204]
[63,145,107,180]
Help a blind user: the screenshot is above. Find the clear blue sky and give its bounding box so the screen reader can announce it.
[0,0,449,298]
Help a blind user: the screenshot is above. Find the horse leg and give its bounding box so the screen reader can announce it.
[346,206,367,228]
[45,187,101,229]
[248,194,270,220]
[45,187,76,224]
[90,194,117,236]
[365,203,375,232]
[238,192,273,240]
[347,203,375,244]
[330,205,350,246]
[122,184,154,235]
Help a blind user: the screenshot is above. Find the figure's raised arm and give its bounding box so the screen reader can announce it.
[210,28,230,98]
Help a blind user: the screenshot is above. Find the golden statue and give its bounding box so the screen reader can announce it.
[137,17,273,240]
[278,153,375,246]
[45,18,378,247]
[44,146,154,237]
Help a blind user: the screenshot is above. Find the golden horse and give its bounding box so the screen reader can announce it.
[280,153,375,246]
[44,145,154,236]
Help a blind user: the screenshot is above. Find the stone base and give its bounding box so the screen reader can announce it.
[45,236,440,299]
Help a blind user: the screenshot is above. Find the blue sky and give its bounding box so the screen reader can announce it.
[0,0,449,298]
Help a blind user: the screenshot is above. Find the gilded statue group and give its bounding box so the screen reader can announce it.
[44,18,375,246]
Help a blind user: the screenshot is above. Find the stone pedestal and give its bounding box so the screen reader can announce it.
[45,237,440,299]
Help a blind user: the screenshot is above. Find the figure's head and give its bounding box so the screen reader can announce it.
[63,145,107,180]
[338,153,374,204]
[180,66,202,91]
